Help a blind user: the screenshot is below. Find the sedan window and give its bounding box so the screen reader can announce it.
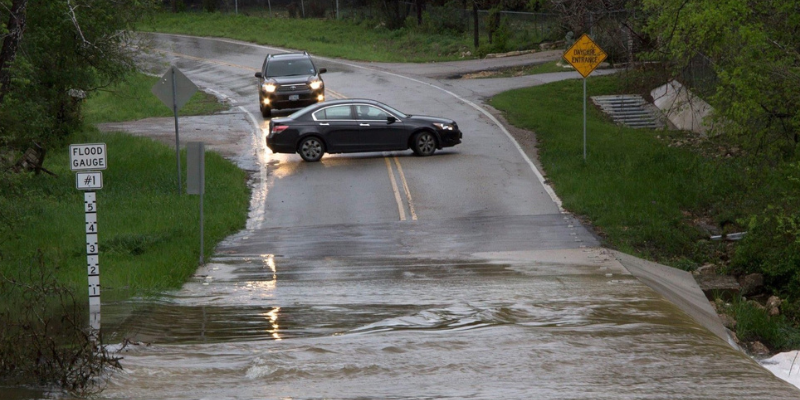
[355,105,389,120]
[313,105,353,120]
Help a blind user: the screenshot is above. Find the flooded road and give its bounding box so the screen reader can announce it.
[99,245,799,399]
[58,34,800,398]
[95,215,800,399]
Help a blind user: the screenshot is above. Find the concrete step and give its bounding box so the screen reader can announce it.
[591,94,666,130]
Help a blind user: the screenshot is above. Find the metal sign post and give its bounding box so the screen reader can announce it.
[187,142,205,265]
[152,66,198,194]
[563,34,608,161]
[70,143,107,339]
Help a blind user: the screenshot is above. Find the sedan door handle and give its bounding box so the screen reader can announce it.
[359,123,370,127]
[319,123,330,126]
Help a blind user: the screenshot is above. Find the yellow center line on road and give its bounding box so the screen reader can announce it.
[384,157,407,221]
[156,48,409,220]
[393,156,417,220]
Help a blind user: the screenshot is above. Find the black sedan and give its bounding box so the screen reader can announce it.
[266,99,462,162]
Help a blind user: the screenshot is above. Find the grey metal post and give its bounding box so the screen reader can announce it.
[583,78,587,161]
[172,67,182,194]
[200,186,204,265]
[187,142,205,265]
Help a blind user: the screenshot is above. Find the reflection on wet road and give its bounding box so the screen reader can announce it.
[100,245,800,399]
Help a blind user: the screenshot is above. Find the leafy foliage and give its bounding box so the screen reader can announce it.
[0,0,157,155]
[0,252,123,395]
[642,0,800,160]
[731,162,800,298]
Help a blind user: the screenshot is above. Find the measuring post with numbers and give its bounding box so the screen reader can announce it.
[70,143,107,335]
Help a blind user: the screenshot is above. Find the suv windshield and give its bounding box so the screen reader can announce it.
[266,58,316,78]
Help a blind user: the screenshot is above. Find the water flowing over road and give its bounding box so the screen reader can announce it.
[71,34,800,398]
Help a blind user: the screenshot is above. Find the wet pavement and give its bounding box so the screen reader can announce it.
[49,33,800,398]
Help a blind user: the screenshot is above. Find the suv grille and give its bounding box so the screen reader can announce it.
[277,84,308,93]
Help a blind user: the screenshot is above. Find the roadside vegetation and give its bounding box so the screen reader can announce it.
[0,77,249,392]
[2,0,799,392]
[84,72,229,124]
[0,1,248,391]
[138,3,560,62]
[491,71,800,353]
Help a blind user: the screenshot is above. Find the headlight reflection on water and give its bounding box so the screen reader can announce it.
[262,254,281,340]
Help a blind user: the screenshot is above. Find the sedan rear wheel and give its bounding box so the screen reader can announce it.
[298,136,325,162]
[412,131,437,156]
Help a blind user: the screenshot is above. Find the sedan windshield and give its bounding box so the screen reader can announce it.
[266,59,315,77]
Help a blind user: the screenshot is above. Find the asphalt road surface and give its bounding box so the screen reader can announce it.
[86,34,800,399]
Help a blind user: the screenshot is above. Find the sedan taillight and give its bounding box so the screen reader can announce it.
[272,125,289,134]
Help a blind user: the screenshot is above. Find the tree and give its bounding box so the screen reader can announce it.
[0,0,26,105]
[643,0,800,159]
[0,0,156,154]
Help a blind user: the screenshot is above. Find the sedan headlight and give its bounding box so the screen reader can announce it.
[309,80,323,90]
[433,122,454,131]
[262,83,277,93]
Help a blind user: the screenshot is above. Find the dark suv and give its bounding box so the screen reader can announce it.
[254,52,326,118]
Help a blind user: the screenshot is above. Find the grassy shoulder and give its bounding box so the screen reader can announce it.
[84,72,228,124]
[138,11,480,62]
[491,75,750,266]
[1,73,249,298]
[489,73,799,351]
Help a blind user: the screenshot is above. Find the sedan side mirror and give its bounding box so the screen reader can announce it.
[387,116,396,124]
[255,72,262,78]
[319,68,327,74]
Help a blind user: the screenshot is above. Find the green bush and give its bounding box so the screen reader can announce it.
[419,1,467,35]
[732,162,800,297]
[724,297,800,352]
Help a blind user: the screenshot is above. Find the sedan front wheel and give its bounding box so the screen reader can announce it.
[412,131,437,156]
[298,136,325,162]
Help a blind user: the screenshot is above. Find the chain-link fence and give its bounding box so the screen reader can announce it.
[165,1,659,62]
[165,0,565,50]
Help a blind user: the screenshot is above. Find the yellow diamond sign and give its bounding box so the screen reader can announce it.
[563,34,607,78]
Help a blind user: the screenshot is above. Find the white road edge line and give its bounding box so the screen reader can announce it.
[316,58,565,213]
[151,34,564,213]
[385,157,407,221]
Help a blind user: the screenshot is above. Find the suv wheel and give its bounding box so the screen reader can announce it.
[261,106,272,118]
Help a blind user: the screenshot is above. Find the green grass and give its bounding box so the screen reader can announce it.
[0,128,250,296]
[490,74,748,266]
[138,11,486,62]
[723,297,800,352]
[84,72,228,124]
[1,69,248,299]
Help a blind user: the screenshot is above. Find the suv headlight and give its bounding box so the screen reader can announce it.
[262,83,277,93]
[309,80,322,90]
[433,122,454,131]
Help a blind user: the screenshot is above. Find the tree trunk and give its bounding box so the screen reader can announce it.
[0,0,28,105]
[416,0,423,25]
[472,1,479,49]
